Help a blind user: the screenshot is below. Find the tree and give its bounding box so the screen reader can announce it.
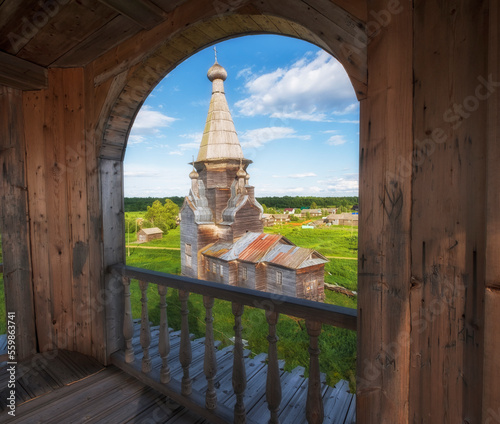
[144,199,179,233]
[310,201,318,209]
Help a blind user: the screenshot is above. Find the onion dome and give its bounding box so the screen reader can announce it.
[207,62,227,82]
[189,168,199,179]
[237,166,247,179]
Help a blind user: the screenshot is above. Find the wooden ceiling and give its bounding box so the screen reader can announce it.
[0,0,367,93]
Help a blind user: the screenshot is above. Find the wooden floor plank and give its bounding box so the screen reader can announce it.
[0,336,355,424]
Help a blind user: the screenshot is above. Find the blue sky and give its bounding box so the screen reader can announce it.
[124,35,359,198]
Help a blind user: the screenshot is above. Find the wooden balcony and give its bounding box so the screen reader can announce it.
[1,264,356,423]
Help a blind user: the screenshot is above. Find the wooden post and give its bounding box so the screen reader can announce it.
[179,289,192,395]
[232,302,246,423]
[203,295,217,410]
[305,320,323,424]
[139,280,152,373]
[158,285,171,383]
[266,310,281,424]
[123,277,135,363]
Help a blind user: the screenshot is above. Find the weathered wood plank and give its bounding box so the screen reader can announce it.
[101,159,125,358]
[485,0,500,291]
[410,2,488,423]
[23,89,55,353]
[483,1,500,418]
[83,63,107,364]
[357,1,413,423]
[16,1,118,67]
[98,0,166,29]
[63,68,93,356]
[0,51,47,90]
[110,264,357,330]
[54,15,141,68]
[0,87,37,360]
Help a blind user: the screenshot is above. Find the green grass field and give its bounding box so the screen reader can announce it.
[126,224,358,390]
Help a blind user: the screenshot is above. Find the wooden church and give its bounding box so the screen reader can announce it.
[0,1,498,423]
[180,60,328,302]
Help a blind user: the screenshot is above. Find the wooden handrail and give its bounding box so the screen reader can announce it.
[109,263,357,331]
[110,263,357,424]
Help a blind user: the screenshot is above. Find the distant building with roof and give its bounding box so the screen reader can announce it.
[137,227,163,242]
[180,58,327,302]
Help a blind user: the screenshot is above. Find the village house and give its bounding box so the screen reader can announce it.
[0,2,497,423]
[137,227,163,242]
[271,213,290,223]
[262,213,275,226]
[283,208,295,214]
[180,60,327,302]
[325,213,359,226]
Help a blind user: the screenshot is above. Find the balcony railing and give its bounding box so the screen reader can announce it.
[109,263,357,424]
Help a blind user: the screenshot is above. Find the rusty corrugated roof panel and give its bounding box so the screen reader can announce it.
[263,244,315,269]
[201,231,328,269]
[238,233,282,262]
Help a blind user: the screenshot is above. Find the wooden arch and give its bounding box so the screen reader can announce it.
[98,2,367,161]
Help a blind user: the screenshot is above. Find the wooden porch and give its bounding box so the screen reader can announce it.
[1,322,355,423]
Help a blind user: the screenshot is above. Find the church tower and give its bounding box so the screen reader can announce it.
[180,56,263,279]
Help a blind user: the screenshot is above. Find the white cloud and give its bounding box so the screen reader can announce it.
[334,119,360,124]
[176,132,203,151]
[240,127,309,149]
[286,187,305,193]
[128,135,147,146]
[327,135,348,146]
[235,51,357,122]
[272,172,317,179]
[131,106,177,134]
[178,142,199,150]
[124,170,161,178]
[326,176,359,194]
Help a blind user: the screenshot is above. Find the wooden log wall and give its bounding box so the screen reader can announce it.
[0,87,37,360]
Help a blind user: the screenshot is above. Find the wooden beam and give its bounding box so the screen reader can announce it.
[0,51,47,90]
[98,0,166,29]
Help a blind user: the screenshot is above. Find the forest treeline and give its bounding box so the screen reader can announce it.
[124,196,358,212]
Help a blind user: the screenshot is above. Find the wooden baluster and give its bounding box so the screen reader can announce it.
[203,296,217,410]
[232,302,246,423]
[305,320,324,424]
[123,276,135,363]
[139,280,152,373]
[179,289,192,395]
[266,310,281,424]
[158,285,170,383]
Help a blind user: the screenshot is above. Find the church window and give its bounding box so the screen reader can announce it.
[242,267,247,280]
[219,264,224,276]
[276,271,283,286]
[185,244,192,268]
[212,262,216,274]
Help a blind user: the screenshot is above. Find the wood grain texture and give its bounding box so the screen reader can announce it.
[357,1,412,422]
[0,87,37,360]
[0,51,47,90]
[483,0,500,418]
[410,2,488,422]
[23,89,54,353]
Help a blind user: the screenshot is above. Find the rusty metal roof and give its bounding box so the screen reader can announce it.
[201,232,328,269]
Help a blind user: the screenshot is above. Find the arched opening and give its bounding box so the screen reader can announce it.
[97,6,367,421]
[121,33,360,389]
